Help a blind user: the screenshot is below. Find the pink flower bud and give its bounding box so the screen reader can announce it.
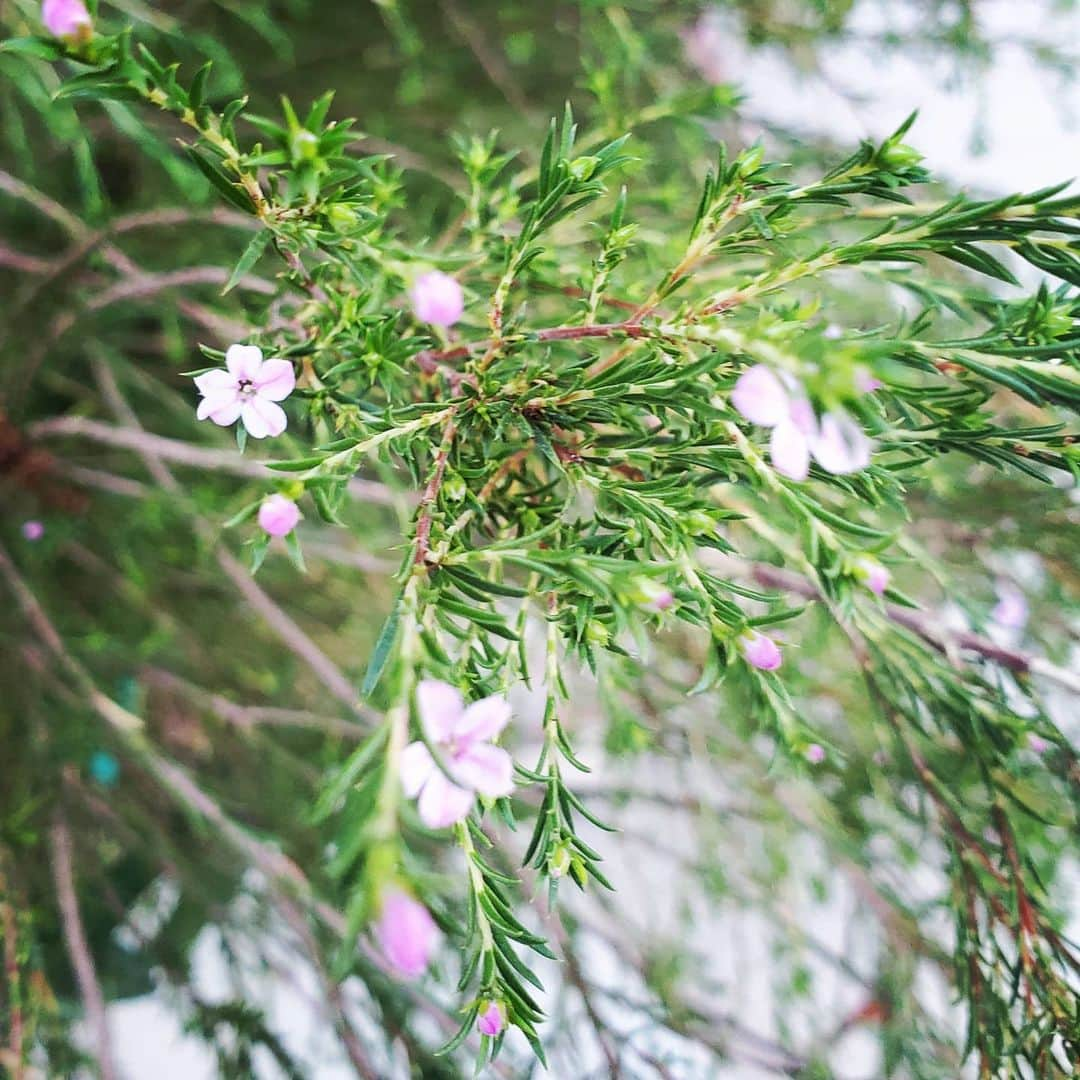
[1027,734,1049,754]
[853,556,889,596]
[374,890,440,980]
[21,520,45,541]
[410,271,465,328]
[633,577,674,611]
[739,630,782,671]
[257,495,301,538]
[991,582,1028,631]
[805,743,826,764]
[477,1001,505,1037]
[855,366,883,394]
[42,0,92,39]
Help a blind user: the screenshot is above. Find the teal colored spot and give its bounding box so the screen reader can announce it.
[89,751,120,787]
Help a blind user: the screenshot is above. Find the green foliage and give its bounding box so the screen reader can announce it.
[1,2,1077,1078]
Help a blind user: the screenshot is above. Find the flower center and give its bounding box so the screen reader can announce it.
[237,378,256,397]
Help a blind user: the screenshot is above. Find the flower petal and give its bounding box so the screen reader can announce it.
[400,742,436,799]
[416,680,464,743]
[226,344,264,381]
[453,743,514,798]
[198,397,243,426]
[194,368,238,397]
[731,366,790,427]
[253,358,296,402]
[811,411,871,474]
[240,398,288,439]
[417,770,474,828]
[769,420,810,481]
[454,695,512,745]
[375,890,440,979]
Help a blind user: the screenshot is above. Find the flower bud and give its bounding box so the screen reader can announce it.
[410,270,465,328]
[684,509,716,536]
[739,629,782,671]
[327,204,359,233]
[21,520,45,541]
[568,156,599,182]
[42,0,92,40]
[290,128,320,163]
[585,620,610,646]
[374,889,441,980]
[878,141,923,170]
[258,495,302,538]
[549,843,572,878]
[630,577,674,612]
[852,556,889,596]
[804,743,826,765]
[442,471,468,503]
[477,1000,506,1037]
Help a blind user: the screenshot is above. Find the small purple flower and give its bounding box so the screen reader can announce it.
[258,495,301,538]
[1027,734,1049,755]
[42,0,91,39]
[739,629,782,671]
[990,582,1028,631]
[195,344,295,439]
[410,271,465,328]
[374,889,441,979]
[805,743,826,765]
[400,681,514,829]
[21,520,45,542]
[477,1001,506,1037]
[731,365,872,481]
[853,556,890,596]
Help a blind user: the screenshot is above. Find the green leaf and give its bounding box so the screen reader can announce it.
[223,229,272,294]
[361,591,403,697]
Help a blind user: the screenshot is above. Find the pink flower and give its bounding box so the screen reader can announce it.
[682,9,726,84]
[1027,734,1049,754]
[731,365,872,481]
[21,520,45,541]
[991,582,1028,631]
[805,743,826,764]
[410,271,465,328]
[374,889,440,979]
[258,495,301,538]
[739,629,782,671]
[853,556,890,596]
[400,680,515,828]
[477,1001,506,1037]
[42,0,91,39]
[194,344,295,439]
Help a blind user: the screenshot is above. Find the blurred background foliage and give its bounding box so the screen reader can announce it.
[1,1,1077,1077]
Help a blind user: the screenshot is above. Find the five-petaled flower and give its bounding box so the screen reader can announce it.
[374,889,441,979]
[400,680,514,829]
[195,344,295,439]
[732,365,872,481]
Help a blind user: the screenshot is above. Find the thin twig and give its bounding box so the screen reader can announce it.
[48,815,120,1080]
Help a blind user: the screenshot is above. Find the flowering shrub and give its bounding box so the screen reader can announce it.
[1,2,1077,1077]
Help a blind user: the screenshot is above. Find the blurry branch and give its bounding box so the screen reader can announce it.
[29,415,395,505]
[0,867,25,1080]
[0,541,504,1074]
[749,563,1080,695]
[48,815,119,1080]
[142,668,371,739]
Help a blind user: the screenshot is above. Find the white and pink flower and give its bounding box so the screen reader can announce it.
[400,680,515,829]
[731,365,872,481]
[194,344,295,439]
[42,0,91,39]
